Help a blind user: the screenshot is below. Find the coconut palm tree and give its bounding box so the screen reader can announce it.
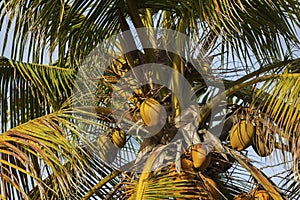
[0,0,300,199]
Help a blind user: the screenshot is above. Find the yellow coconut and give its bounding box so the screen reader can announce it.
[181,158,194,173]
[252,127,274,157]
[191,144,211,170]
[204,177,219,199]
[230,120,255,151]
[253,190,271,200]
[111,129,126,148]
[140,98,164,126]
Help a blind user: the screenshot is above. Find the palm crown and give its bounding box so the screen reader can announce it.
[0,0,300,199]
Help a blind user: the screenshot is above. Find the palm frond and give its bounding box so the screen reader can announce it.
[28,154,122,200]
[0,93,138,199]
[254,74,299,137]
[228,148,288,199]
[0,0,124,65]
[253,70,300,178]
[134,0,300,66]
[279,169,300,199]
[0,106,91,199]
[0,57,74,132]
[2,0,299,68]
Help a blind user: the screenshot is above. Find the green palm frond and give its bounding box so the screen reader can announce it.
[2,1,299,67]
[123,168,212,199]
[228,148,288,199]
[0,107,90,199]
[127,0,300,66]
[0,95,133,199]
[0,57,74,132]
[252,70,300,178]
[28,155,122,200]
[0,0,124,65]
[254,74,299,136]
[156,1,299,63]
[6,60,75,106]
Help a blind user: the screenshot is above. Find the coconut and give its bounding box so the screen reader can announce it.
[181,158,194,173]
[230,120,255,151]
[252,126,274,157]
[111,129,126,148]
[191,144,211,170]
[140,98,165,126]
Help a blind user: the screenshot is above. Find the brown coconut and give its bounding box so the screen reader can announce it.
[252,126,274,157]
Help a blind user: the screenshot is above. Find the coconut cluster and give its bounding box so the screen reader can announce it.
[229,119,275,157]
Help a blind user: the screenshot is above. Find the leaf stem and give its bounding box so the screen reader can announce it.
[82,170,121,200]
